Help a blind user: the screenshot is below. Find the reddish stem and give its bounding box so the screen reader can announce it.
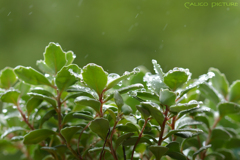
[158,105,169,145]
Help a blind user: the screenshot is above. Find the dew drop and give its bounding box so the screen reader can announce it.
[2,109,7,113]
[133,67,140,74]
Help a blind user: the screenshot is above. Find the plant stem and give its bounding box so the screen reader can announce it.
[171,115,176,141]
[201,116,221,159]
[122,146,126,160]
[109,120,119,160]
[17,99,34,130]
[100,129,110,160]
[158,105,169,145]
[131,118,150,160]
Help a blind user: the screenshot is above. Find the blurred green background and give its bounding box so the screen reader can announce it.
[0,0,239,158]
[1,0,240,83]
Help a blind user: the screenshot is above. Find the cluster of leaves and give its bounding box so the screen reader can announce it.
[1,43,240,160]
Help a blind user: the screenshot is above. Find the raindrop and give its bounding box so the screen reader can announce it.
[2,109,7,113]
[163,23,168,31]
[133,67,140,74]
[29,12,32,15]
[141,88,146,92]
[135,13,139,18]
[7,12,11,16]
[108,73,120,83]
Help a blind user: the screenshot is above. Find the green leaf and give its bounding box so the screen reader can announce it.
[106,71,136,90]
[176,117,202,129]
[64,92,94,102]
[104,108,116,122]
[144,73,168,94]
[1,90,20,105]
[116,123,139,132]
[66,51,76,65]
[89,118,110,140]
[114,91,124,110]
[164,69,190,90]
[44,42,67,74]
[17,81,31,96]
[152,59,164,80]
[40,109,56,127]
[11,136,24,142]
[209,68,229,98]
[14,66,52,86]
[82,63,108,95]
[55,64,81,92]
[211,128,232,141]
[194,115,210,128]
[159,89,176,106]
[23,129,56,144]
[60,126,82,143]
[26,97,43,115]
[199,83,221,105]
[115,133,134,149]
[121,104,132,115]
[0,67,17,89]
[149,146,169,160]
[140,102,164,125]
[74,96,101,113]
[228,80,240,103]
[217,149,235,160]
[225,138,240,148]
[218,102,240,117]
[164,128,203,139]
[1,127,26,139]
[104,83,144,101]
[28,93,57,108]
[170,100,199,113]
[122,136,152,146]
[88,147,111,153]
[62,111,91,125]
[36,60,55,75]
[205,152,225,160]
[165,142,187,160]
[136,105,150,120]
[135,92,160,103]
[174,132,200,138]
[193,145,211,160]
[73,113,94,121]
[30,88,54,97]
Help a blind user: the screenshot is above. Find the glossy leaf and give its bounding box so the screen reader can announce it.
[63,92,94,101]
[73,113,94,121]
[149,145,169,160]
[1,90,20,105]
[1,127,26,139]
[60,126,82,143]
[217,149,235,160]
[165,142,186,160]
[140,102,164,125]
[193,145,211,160]
[115,133,134,149]
[30,88,54,97]
[136,105,150,120]
[211,128,232,141]
[36,60,55,75]
[159,89,176,106]
[0,67,17,89]
[82,63,108,95]
[11,136,24,142]
[88,147,111,153]
[89,118,110,140]
[121,104,132,115]
[55,64,81,92]
[105,70,135,90]
[14,66,52,86]
[225,138,240,148]
[209,68,229,98]
[114,91,124,110]
[23,129,56,144]
[28,93,57,108]
[164,69,190,90]
[218,102,240,117]
[66,51,75,65]
[104,108,116,122]
[26,97,43,115]
[43,42,67,74]
[205,152,225,160]
[104,83,144,101]
[136,92,160,103]
[199,83,221,105]
[170,100,199,113]
[152,59,164,80]
[164,128,203,139]
[228,80,240,103]
[116,123,139,132]
[74,96,101,113]
[40,109,56,127]
[122,136,152,146]
[194,115,210,128]
[176,117,202,129]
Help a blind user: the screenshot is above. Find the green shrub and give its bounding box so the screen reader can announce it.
[0,42,240,160]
